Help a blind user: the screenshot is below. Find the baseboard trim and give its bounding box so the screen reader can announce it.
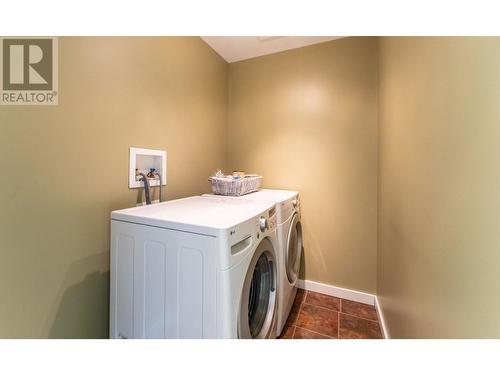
[297,279,375,306]
[374,296,390,339]
[297,279,390,339]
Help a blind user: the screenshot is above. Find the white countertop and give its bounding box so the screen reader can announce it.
[111,196,274,235]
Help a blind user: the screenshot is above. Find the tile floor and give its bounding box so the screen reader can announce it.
[278,289,383,339]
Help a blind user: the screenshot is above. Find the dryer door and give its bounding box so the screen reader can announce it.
[238,237,277,339]
[285,213,303,284]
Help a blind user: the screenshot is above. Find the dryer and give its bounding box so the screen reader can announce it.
[203,189,302,336]
[109,196,278,339]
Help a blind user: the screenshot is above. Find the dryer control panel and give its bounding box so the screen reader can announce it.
[280,194,300,223]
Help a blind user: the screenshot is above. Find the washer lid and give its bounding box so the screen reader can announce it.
[111,196,274,236]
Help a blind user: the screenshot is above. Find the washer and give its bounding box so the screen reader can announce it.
[109,196,278,339]
[203,189,302,336]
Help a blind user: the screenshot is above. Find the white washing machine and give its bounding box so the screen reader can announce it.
[109,196,278,339]
[203,189,302,336]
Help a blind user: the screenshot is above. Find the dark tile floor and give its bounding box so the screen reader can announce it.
[278,289,383,339]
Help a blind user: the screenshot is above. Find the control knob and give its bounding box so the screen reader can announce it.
[259,216,268,232]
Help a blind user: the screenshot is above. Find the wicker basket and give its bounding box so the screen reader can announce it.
[209,175,262,196]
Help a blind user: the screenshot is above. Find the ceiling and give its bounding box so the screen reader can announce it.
[201,36,344,63]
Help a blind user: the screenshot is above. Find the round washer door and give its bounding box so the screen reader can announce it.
[285,213,303,284]
[238,237,277,339]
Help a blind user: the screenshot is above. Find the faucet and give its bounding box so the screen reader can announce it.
[156,171,163,203]
[137,172,151,205]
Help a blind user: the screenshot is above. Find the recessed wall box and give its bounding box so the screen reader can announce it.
[129,147,167,189]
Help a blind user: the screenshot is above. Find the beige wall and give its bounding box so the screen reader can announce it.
[378,37,500,338]
[0,37,227,338]
[227,37,379,293]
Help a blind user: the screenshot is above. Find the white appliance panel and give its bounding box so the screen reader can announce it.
[110,220,217,339]
[112,234,134,339]
[144,241,166,338]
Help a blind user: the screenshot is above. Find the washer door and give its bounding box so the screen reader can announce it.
[285,213,303,284]
[238,238,277,339]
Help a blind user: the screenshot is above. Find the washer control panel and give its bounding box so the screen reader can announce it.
[254,207,277,236]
